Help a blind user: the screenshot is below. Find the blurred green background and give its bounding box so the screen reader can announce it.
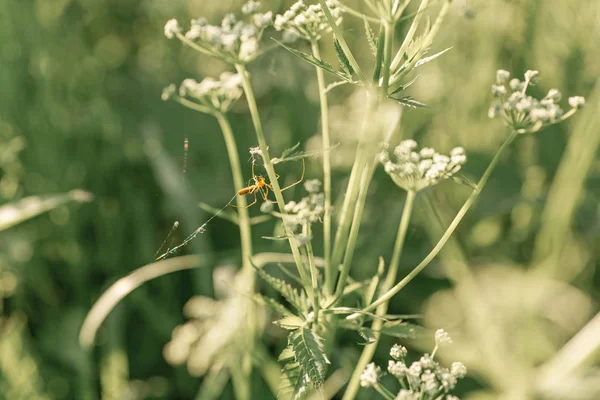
[1,0,599,399]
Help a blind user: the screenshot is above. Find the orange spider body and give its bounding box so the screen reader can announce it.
[237,176,272,196]
[234,159,305,209]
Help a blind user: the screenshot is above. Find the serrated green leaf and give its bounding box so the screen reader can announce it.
[415,46,452,68]
[278,351,309,400]
[274,315,306,330]
[334,39,354,77]
[281,143,301,159]
[358,327,377,345]
[380,321,427,339]
[372,28,385,82]
[290,329,330,388]
[390,95,430,109]
[364,18,378,57]
[274,40,352,82]
[252,263,309,313]
[250,293,295,317]
[271,144,340,165]
[390,75,420,96]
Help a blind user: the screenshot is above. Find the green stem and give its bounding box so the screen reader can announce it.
[235,64,311,296]
[215,113,256,400]
[332,20,397,299]
[380,21,394,97]
[310,40,334,295]
[342,191,416,400]
[215,113,253,272]
[334,162,374,299]
[374,384,395,400]
[305,224,320,323]
[356,131,518,315]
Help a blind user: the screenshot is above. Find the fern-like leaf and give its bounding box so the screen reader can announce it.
[290,329,330,388]
[415,47,452,68]
[334,39,354,77]
[250,293,295,317]
[252,263,309,313]
[390,75,420,96]
[390,95,430,109]
[275,40,352,82]
[364,18,378,57]
[278,346,309,400]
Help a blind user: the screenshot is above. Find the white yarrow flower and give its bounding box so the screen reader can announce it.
[164,19,182,39]
[435,329,453,346]
[359,363,381,388]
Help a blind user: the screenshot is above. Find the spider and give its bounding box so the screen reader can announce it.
[235,159,305,209]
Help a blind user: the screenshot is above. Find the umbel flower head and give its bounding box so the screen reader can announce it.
[370,340,467,399]
[488,69,585,134]
[164,1,273,64]
[274,0,343,42]
[379,140,467,192]
[162,72,244,114]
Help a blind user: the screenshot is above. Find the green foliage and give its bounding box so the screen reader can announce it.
[334,39,355,77]
[275,40,354,82]
[288,329,329,388]
[252,263,309,314]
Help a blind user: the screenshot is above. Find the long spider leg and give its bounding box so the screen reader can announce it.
[280,158,306,192]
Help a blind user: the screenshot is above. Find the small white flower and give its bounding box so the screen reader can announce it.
[164,19,182,39]
[435,329,452,346]
[496,69,510,84]
[260,201,275,213]
[545,89,562,102]
[421,370,438,394]
[524,69,539,84]
[161,84,176,101]
[304,179,322,193]
[491,84,506,97]
[242,0,261,15]
[294,233,312,246]
[359,363,380,388]
[390,344,408,360]
[396,389,419,400]
[568,96,586,109]
[388,360,407,377]
[451,362,467,378]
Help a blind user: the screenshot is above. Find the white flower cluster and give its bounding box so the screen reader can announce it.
[359,362,381,388]
[163,72,244,114]
[387,354,466,398]
[489,69,585,133]
[274,0,343,42]
[280,179,325,243]
[379,140,467,192]
[361,337,466,399]
[435,328,453,346]
[164,1,273,63]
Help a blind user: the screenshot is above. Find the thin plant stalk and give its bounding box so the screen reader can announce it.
[357,131,518,315]
[215,113,254,272]
[235,64,313,296]
[333,22,397,300]
[342,191,416,400]
[334,163,374,299]
[380,21,395,96]
[305,224,321,323]
[310,39,334,294]
[215,113,257,391]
